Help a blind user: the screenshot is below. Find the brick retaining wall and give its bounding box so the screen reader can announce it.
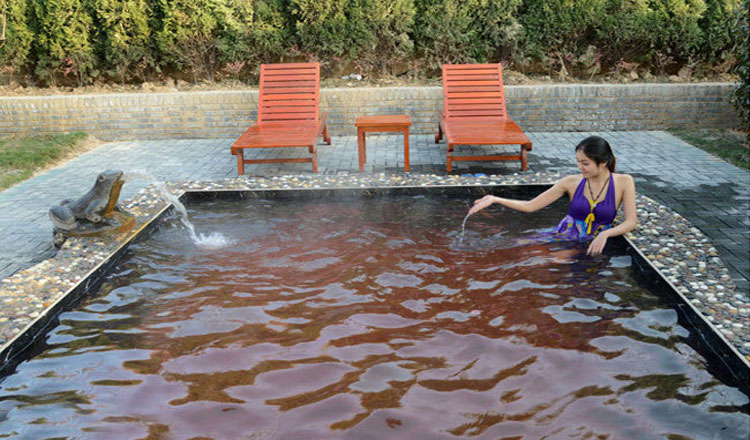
[0,83,738,141]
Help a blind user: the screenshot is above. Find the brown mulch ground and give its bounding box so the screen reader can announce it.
[0,70,737,97]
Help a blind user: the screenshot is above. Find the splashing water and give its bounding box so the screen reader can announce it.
[458,211,472,245]
[123,171,230,247]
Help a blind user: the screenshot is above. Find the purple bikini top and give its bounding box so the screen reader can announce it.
[567,176,617,234]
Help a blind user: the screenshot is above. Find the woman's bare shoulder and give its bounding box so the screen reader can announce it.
[554,174,583,195]
[613,174,636,194]
[559,174,583,188]
[613,173,635,185]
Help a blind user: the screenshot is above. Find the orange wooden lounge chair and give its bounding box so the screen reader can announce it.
[231,62,331,174]
[435,63,532,172]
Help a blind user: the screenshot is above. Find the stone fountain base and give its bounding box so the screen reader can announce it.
[52,209,135,248]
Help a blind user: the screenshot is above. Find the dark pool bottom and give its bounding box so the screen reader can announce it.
[1,193,748,439]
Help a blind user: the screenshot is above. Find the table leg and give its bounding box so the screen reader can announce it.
[358,130,365,172]
[237,149,245,175]
[404,128,410,172]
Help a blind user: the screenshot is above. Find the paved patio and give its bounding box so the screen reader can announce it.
[0,131,748,294]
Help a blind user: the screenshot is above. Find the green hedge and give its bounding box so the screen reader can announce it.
[90,0,156,83]
[358,0,415,75]
[155,0,253,82]
[245,0,290,71]
[31,0,96,86]
[0,0,33,82]
[0,0,742,87]
[733,0,749,133]
[516,0,722,76]
[415,0,521,72]
[290,0,414,75]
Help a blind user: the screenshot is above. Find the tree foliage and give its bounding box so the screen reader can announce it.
[415,0,521,71]
[732,0,749,133]
[0,0,742,85]
[516,0,724,76]
[358,0,415,75]
[30,0,96,86]
[0,0,34,82]
[155,0,252,81]
[90,0,156,83]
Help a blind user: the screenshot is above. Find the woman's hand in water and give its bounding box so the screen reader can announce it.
[587,232,609,256]
[469,195,497,215]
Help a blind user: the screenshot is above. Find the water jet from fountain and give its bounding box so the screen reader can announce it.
[123,171,230,248]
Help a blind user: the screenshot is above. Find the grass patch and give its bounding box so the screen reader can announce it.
[0,133,96,191]
[668,128,749,170]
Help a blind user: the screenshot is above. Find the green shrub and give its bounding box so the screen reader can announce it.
[213,0,290,81]
[639,0,707,72]
[517,0,607,66]
[290,0,414,76]
[595,0,662,68]
[414,0,521,72]
[30,0,97,86]
[733,0,749,133]
[155,0,252,82]
[0,0,742,85]
[89,0,156,83]
[289,0,359,68]
[245,0,290,64]
[357,0,415,75]
[517,0,715,75]
[600,1,740,76]
[0,0,34,83]
[696,0,741,67]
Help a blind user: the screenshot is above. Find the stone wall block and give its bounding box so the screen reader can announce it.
[0,83,739,140]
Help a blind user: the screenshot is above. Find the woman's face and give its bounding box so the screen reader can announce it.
[576,150,607,177]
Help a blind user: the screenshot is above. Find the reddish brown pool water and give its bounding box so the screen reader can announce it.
[1,194,748,439]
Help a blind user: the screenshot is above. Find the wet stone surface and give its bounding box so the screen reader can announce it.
[1,172,747,363]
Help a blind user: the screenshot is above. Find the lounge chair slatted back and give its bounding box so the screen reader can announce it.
[442,64,507,119]
[259,63,320,124]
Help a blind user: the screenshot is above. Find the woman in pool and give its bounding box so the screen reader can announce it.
[469,136,637,256]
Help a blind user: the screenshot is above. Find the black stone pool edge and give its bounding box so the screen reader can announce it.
[0,201,173,378]
[1,184,748,395]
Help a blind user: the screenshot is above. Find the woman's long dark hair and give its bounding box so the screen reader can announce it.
[575,136,616,172]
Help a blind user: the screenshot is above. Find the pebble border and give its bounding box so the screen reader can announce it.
[1,173,747,365]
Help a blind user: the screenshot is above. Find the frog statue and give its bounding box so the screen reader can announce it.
[49,169,135,248]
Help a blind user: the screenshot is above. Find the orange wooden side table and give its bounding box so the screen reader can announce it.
[355,115,412,172]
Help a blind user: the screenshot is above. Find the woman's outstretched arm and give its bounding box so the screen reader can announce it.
[469,176,575,215]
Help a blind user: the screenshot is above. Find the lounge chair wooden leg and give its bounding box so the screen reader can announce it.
[237,149,245,175]
[435,124,443,143]
[521,145,528,171]
[312,148,319,173]
[323,124,332,145]
[446,144,453,172]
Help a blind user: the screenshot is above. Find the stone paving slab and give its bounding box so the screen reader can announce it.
[0,131,748,298]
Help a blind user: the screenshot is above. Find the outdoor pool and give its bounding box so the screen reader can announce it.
[0,193,747,439]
